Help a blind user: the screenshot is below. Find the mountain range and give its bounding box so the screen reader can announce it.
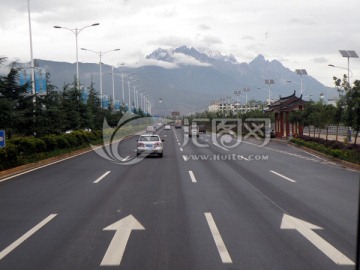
[25,46,336,115]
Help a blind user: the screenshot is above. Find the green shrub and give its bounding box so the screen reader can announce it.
[55,135,70,149]
[0,144,19,170]
[42,135,58,151]
[33,138,46,153]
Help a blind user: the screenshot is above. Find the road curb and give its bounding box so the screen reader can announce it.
[286,141,360,172]
[0,146,95,181]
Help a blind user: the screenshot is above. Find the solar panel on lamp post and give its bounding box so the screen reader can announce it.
[295,69,307,95]
[339,50,359,86]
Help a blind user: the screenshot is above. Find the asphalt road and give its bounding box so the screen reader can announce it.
[0,126,358,270]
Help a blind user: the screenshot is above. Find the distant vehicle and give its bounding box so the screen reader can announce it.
[146,125,156,134]
[189,125,199,137]
[136,134,164,157]
[198,124,206,133]
[164,124,171,130]
[174,119,182,129]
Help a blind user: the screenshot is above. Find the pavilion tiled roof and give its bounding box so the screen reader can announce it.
[266,91,307,112]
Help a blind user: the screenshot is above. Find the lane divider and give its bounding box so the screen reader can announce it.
[94,171,111,184]
[204,212,233,264]
[0,214,57,261]
[270,170,296,183]
[188,170,197,183]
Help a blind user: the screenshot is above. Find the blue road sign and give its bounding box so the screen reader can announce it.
[0,130,5,148]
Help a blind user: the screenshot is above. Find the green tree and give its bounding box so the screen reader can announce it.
[0,66,30,138]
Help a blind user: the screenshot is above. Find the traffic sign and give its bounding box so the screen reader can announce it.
[0,130,5,148]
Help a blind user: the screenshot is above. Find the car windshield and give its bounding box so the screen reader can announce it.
[139,136,160,142]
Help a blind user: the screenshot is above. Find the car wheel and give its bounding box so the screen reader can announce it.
[159,153,163,158]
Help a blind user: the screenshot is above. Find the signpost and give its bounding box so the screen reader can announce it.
[0,130,5,148]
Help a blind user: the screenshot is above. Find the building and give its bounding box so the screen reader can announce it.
[208,101,262,114]
[266,91,307,138]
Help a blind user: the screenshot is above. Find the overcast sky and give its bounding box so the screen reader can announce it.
[1,0,359,87]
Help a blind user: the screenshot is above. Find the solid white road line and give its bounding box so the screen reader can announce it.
[270,170,296,183]
[0,214,57,260]
[204,212,233,264]
[94,171,111,184]
[188,170,197,183]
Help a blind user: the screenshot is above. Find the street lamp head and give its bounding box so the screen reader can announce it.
[53,26,62,29]
[81,48,87,51]
[92,23,100,26]
[114,49,120,51]
[328,64,335,67]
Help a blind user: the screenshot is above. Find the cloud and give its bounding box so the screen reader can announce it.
[199,24,211,31]
[130,59,178,69]
[241,35,255,41]
[312,57,328,64]
[200,34,222,45]
[289,17,317,26]
[172,53,212,67]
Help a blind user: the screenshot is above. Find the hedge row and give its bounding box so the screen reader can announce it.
[291,137,360,164]
[0,130,101,170]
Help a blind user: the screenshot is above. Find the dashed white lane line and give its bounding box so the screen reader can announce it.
[270,170,296,183]
[94,171,111,184]
[180,148,183,152]
[188,170,197,183]
[204,212,233,264]
[0,214,57,260]
[182,155,189,161]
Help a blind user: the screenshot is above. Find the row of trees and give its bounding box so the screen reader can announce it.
[0,60,146,139]
[289,77,360,145]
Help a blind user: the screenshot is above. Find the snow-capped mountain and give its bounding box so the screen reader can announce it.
[146,46,238,66]
[31,46,335,115]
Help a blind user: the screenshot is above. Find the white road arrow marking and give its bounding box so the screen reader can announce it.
[281,214,354,265]
[0,214,57,260]
[101,215,145,266]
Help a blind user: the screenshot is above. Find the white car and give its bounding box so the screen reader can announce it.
[189,125,199,137]
[164,124,171,130]
[136,134,164,157]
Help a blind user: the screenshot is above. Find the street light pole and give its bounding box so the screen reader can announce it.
[295,69,307,95]
[81,48,120,107]
[243,87,250,110]
[265,79,275,105]
[53,23,99,90]
[27,0,35,97]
